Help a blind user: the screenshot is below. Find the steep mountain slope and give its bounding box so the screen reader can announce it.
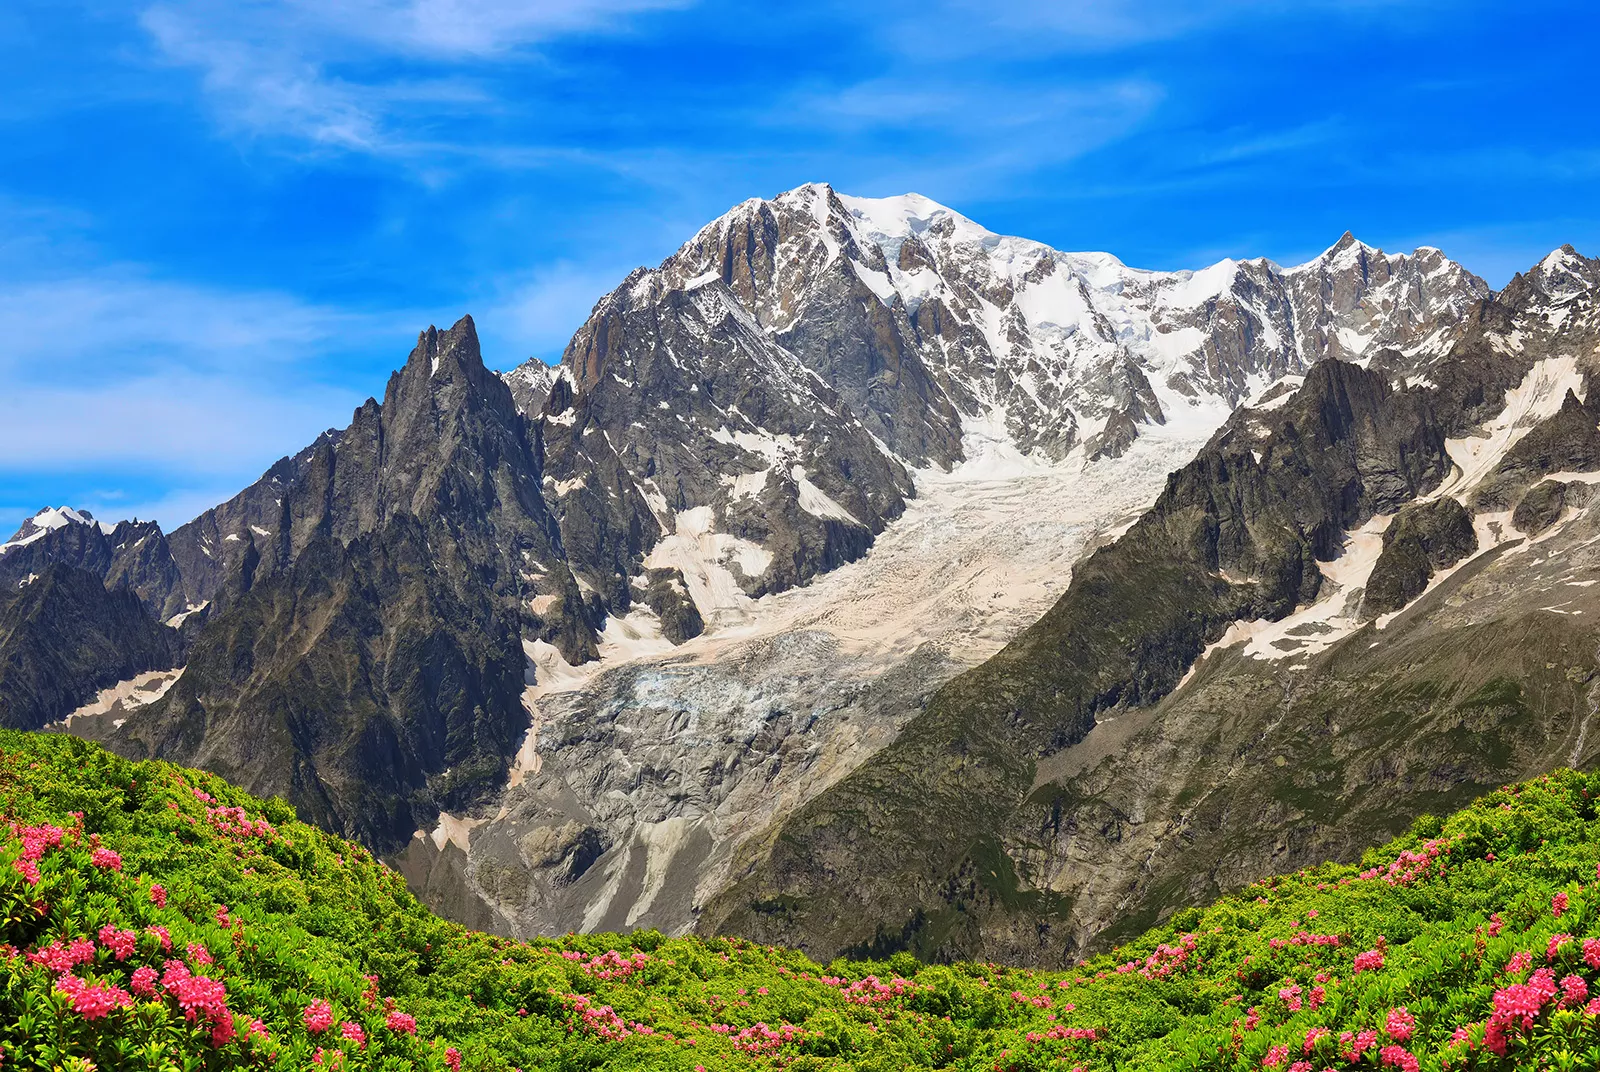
[704,246,1600,966]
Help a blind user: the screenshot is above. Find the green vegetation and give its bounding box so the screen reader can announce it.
[3,729,1600,1070]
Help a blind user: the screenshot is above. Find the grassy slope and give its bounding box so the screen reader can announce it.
[2,729,1600,1071]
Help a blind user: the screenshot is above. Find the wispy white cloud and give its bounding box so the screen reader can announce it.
[0,270,391,378]
[138,0,695,153]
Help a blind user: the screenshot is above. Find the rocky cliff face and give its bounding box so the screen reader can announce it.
[0,563,182,730]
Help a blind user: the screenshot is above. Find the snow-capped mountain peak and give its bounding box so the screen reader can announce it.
[1,506,111,554]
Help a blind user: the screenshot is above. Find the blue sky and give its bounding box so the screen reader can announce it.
[2,0,1597,533]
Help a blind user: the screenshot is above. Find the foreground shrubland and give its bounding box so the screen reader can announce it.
[1,730,1599,1070]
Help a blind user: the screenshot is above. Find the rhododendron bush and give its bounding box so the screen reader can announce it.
[4,733,1600,1069]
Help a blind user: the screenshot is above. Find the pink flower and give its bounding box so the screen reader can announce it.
[12,859,40,886]
[1303,1027,1329,1054]
[1262,1043,1290,1068]
[1278,983,1303,1011]
[1561,974,1589,1007]
[1548,933,1573,961]
[1488,913,1504,938]
[1586,938,1600,970]
[149,884,167,908]
[130,966,159,998]
[56,975,133,1019]
[97,926,136,961]
[444,1048,462,1072]
[89,848,122,871]
[246,1019,270,1041]
[145,925,172,952]
[214,905,231,928]
[1553,891,1570,918]
[1385,1007,1416,1042]
[385,1010,417,1035]
[303,999,335,1033]
[1353,949,1385,974]
[187,942,213,966]
[1379,1044,1419,1072]
[1506,951,1534,976]
[1307,985,1326,1010]
[340,1021,367,1049]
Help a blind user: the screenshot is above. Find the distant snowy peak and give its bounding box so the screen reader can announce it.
[618,182,1490,469]
[1,506,112,554]
[1525,245,1600,306]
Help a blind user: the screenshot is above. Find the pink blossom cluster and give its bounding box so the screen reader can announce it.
[444,1049,462,1072]
[1362,838,1450,887]
[834,974,917,1005]
[206,806,277,841]
[581,949,650,980]
[1339,1029,1379,1062]
[1140,933,1199,979]
[562,993,635,1040]
[342,1021,367,1048]
[1378,1044,1419,1071]
[1011,989,1051,1008]
[161,959,234,1044]
[729,1021,805,1054]
[304,999,335,1033]
[385,1010,417,1035]
[55,974,133,1019]
[12,823,64,885]
[89,847,122,871]
[97,925,136,961]
[1352,949,1385,974]
[130,966,159,998]
[1285,931,1340,947]
[1585,938,1600,969]
[1552,891,1569,918]
[1277,984,1302,1011]
[1547,933,1573,961]
[28,937,95,973]
[1385,1007,1415,1042]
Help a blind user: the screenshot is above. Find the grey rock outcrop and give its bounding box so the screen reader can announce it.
[1360,498,1478,617]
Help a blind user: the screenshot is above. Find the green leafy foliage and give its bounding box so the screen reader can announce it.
[2,730,1600,1070]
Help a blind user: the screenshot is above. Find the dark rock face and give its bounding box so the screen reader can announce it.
[1360,498,1478,617]
[118,517,526,850]
[111,318,570,851]
[550,273,911,599]
[1513,480,1593,536]
[0,564,181,730]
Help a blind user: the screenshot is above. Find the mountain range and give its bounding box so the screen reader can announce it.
[5,182,1597,966]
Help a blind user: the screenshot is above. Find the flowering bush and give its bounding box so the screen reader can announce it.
[5,732,1600,1070]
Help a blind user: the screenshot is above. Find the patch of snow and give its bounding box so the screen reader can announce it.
[1434,356,1585,501]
